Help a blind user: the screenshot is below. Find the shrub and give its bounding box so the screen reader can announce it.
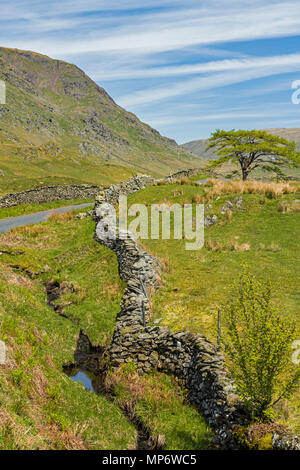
[206,239,221,252]
[180,177,189,185]
[192,193,203,204]
[221,267,299,419]
[225,209,233,222]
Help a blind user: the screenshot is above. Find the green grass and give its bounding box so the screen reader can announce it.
[127,183,299,335]
[107,365,213,450]
[0,205,213,449]
[0,161,136,196]
[127,181,300,433]
[0,199,94,219]
[1,180,299,448]
[0,209,136,449]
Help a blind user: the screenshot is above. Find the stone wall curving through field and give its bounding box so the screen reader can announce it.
[92,174,300,450]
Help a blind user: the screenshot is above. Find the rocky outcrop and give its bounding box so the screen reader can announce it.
[220,196,244,214]
[272,432,300,450]
[0,184,102,208]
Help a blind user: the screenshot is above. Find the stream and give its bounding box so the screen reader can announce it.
[1,198,165,450]
[196,177,230,184]
[63,332,163,451]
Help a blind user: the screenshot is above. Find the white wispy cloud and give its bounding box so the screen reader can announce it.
[90,53,300,81]
[1,0,300,141]
[142,100,300,142]
[2,1,300,57]
[118,56,300,107]
[145,103,300,127]
[1,0,201,20]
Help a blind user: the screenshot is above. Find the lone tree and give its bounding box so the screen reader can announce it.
[221,267,299,419]
[206,129,300,180]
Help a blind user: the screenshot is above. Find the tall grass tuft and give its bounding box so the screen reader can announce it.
[205,180,300,199]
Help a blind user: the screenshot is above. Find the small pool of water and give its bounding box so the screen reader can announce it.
[64,365,158,449]
[65,368,96,392]
[196,177,230,184]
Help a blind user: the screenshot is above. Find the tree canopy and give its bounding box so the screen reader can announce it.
[205,129,300,180]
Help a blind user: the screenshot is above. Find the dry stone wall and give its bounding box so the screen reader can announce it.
[0,184,103,208]
[0,168,199,209]
[163,168,201,181]
[95,174,155,206]
[4,171,298,449]
[93,174,300,450]
[93,175,248,449]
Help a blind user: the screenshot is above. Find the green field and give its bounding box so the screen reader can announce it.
[0,161,136,197]
[0,199,94,219]
[0,177,299,450]
[127,179,300,433]
[0,205,212,450]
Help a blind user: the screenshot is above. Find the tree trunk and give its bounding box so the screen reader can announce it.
[242,168,248,181]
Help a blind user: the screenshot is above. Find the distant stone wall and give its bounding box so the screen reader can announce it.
[0,168,203,210]
[272,432,300,450]
[0,184,103,208]
[163,168,201,181]
[97,174,155,206]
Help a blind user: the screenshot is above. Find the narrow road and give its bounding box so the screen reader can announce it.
[0,203,93,234]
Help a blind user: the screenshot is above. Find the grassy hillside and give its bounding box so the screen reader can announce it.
[0,47,199,195]
[127,177,300,434]
[1,178,299,449]
[0,205,212,450]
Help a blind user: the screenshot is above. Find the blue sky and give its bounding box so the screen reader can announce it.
[1,0,300,143]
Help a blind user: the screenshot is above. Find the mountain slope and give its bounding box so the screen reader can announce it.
[181,138,213,159]
[0,47,198,194]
